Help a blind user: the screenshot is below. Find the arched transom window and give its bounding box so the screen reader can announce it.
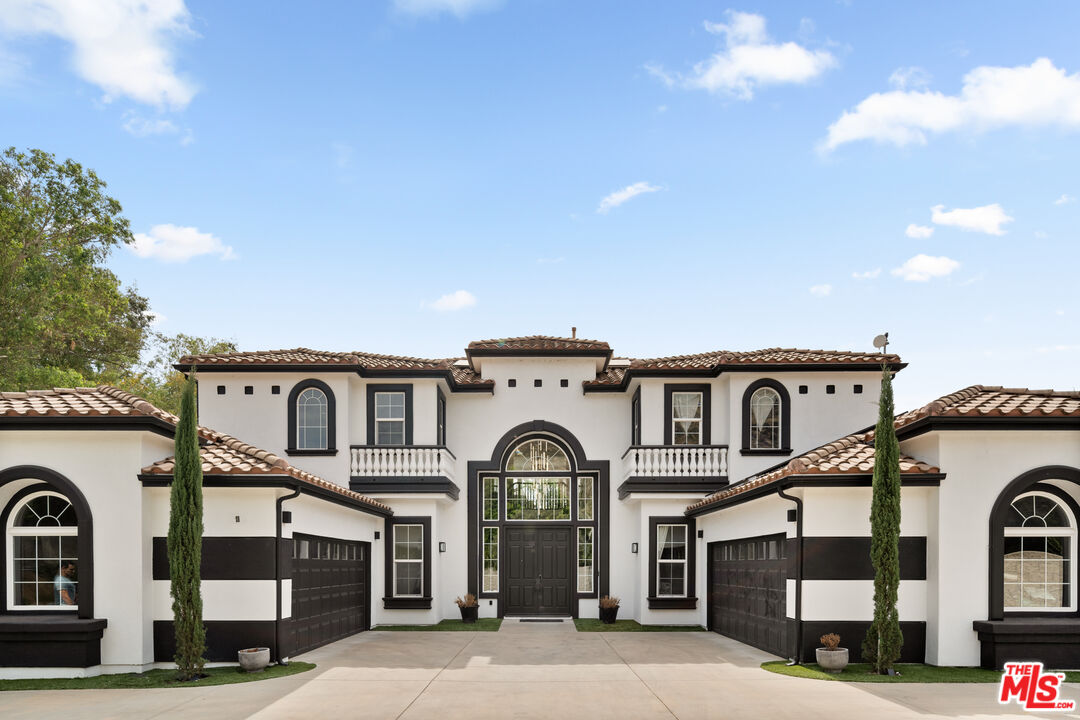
[505,439,570,472]
[1004,490,1077,611]
[296,387,328,450]
[750,387,781,450]
[7,490,79,610]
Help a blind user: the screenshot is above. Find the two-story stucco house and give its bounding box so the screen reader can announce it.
[1,334,1077,677]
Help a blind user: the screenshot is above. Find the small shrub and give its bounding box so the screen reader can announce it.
[820,633,842,650]
[455,593,478,608]
[599,595,620,609]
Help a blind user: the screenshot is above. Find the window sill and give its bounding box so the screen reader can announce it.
[285,448,338,457]
[647,597,698,610]
[383,597,433,610]
[739,448,793,457]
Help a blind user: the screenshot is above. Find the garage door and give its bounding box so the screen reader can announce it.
[708,534,788,658]
[291,533,369,656]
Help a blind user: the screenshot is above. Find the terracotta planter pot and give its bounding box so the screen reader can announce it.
[460,606,479,623]
[599,606,619,624]
[238,647,270,673]
[815,647,849,673]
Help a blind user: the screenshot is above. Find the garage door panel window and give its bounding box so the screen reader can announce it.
[394,524,424,597]
[656,524,687,597]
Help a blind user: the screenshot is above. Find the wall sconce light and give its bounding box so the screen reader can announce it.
[631,542,638,554]
[234,515,241,523]
[697,530,704,539]
[281,511,292,524]
[439,542,447,553]
[374,531,380,540]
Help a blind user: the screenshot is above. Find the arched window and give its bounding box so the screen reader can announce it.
[505,439,571,472]
[287,379,337,454]
[741,379,791,455]
[1003,489,1077,611]
[750,387,781,450]
[7,490,79,610]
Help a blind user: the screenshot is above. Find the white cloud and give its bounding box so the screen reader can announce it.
[393,0,500,18]
[851,268,881,279]
[823,58,1080,151]
[130,224,235,262]
[1054,193,1075,205]
[809,284,832,297]
[891,254,960,282]
[0,0,198,109]
[931,203,1013,235]
[122,112,178,137]
[648,11,836,100]
[597,181,662,214]
[905,223,934,239]
[429,289,477,312]
[888,66,931,91]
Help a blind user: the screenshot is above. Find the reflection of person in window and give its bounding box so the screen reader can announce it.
[54,562,77,605]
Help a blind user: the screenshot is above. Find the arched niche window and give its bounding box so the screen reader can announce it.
[6,490,79,610]
[1003,489,1077,611]
[287,379,337,455]
[741,379,791,455]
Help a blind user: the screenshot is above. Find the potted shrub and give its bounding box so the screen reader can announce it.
[815,633,849,673]
[237,647,270,673]
[455,593,479,623]
[599,595,620,624]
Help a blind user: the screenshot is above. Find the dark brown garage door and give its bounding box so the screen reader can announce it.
[708,534,788,658]
[291,533,369,656]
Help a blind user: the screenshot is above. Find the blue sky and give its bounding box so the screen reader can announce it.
[2,0,1078,410]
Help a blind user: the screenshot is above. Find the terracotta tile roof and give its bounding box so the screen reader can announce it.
[177,348,362,367]
[0,386,390,515]
[686,430,939,514]
[895,385,1080,429]
[467,335,611,352]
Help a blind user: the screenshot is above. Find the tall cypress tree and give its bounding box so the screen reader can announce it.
[169,374,206,679]
[862,365,903,674]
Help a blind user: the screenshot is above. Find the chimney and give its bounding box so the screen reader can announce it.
[571,326,577,339]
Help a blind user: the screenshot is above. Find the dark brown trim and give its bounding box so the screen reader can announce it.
[663,384,711,445]
[366,384,414,446]
[795,620,925,663]
[436,387,447,447]
[0,467,95,619]
[152,536,278,580]
[740,378,792,456]
[0,416,175,438]
[286,379,337,455]
[617,478,728,500]
[630,386,641,446]
[154,620,277,662]
[973,619,1080,669]
[350,478,460,500]
[582,361,907,394]
[647,515,696,608]
[798,536,927,581]
[897,416,1080,440]
[987,468,1080,621]
[0,616,107,667]
[383,516,432,609]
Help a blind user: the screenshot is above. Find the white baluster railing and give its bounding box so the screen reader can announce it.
[622,445,728,481]
[350,446,456,482]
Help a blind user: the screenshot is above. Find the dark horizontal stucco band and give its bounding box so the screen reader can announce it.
[0,618,107,667]
[154,620,278,662]
[789,536,927,581]
[152,536,278,581]
[795,620,925,664]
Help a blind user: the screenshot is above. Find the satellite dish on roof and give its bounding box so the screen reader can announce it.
[873,333,889,352]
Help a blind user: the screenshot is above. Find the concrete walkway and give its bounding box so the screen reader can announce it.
[1,622,1077,719]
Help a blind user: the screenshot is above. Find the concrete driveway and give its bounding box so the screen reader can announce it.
[1,619,1077,719]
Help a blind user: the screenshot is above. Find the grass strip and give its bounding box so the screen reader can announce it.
[0,661,316,692]
[375,618,503,631]
[762,661,1080,684]
[573,619,704,632]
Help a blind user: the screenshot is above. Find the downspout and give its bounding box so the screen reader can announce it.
[776,486,803,665]
[275,484,302,664]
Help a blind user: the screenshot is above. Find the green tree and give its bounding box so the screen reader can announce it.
[113,332,236,414]
[862,366,903,673]
[0,147,150,389]
[168,374,206,680]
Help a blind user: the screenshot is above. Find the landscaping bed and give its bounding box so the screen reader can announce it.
[762,661,1080,684]
[574,619,704,632]
[376,618,502,631]
[0,662,316,692]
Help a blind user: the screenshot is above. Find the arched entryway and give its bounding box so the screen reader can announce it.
[467,421,609,617]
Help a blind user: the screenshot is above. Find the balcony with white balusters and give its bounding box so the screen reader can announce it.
[349,445,459,499]
[618,445,729,499]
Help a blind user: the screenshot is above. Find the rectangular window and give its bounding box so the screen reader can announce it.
[656,524,687,597]
[393,524,424,597]
[631,389,641,445]
[483,477,499,521]
[483,527,499,593]
[375,392,406,445]
[577,477,594,521]
[1004,535,1072,609]
[505,477,570,520]
[578,527,594,593]
[671,392,702,445]
[436,392,447,446]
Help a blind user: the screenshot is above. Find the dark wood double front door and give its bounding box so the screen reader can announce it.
[504,526,572,615]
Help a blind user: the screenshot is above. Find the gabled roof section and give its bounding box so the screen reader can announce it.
[465,335,612,372]
[894,385,1080,437]
[0,386,391,515]
[686,430,939,515]
[585,348,904,391]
